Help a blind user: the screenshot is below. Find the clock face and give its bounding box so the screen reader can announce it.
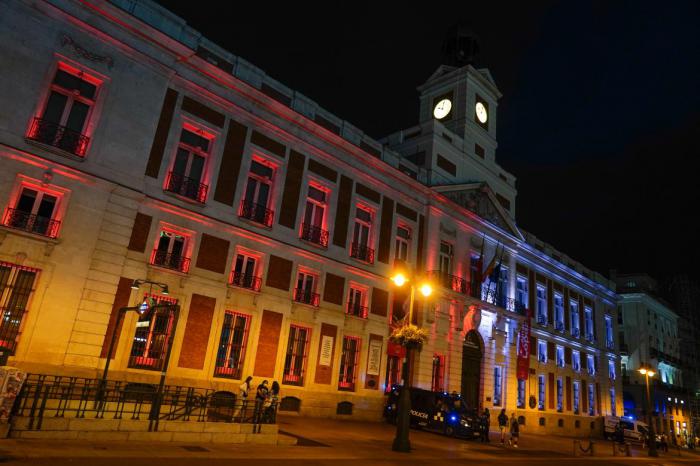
[433,99,452,120]
[475,102,488,124]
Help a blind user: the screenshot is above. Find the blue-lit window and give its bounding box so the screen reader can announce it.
[572,350,581,372]
[538,340,547,363]
[554,293,564,331]
[587,354,595,376]
[588,383,595,416]
[516,275,528,309]
[608,360,616,380]
[584,307,594,341]
[570,300,580,337]
[536,285,547,324]
[557,378,563,412]
[493,366,503,406]
[556,345,565,367]
[573,381,580,413]
[517,379,526,408]
[538,375,546,410]
[610,388,616,417]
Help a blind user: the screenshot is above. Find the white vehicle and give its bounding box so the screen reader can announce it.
[604,416,649,442]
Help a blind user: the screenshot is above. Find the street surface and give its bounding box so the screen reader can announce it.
[1,415,698,465]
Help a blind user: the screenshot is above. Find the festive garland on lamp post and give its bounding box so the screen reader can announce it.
[389,323,429,350]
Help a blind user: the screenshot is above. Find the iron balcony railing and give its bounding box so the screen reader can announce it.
[150,250,191,273]
[571,327,581,338]
[27,117,89,157]
[229,272,261,292]
[300,223,329,248]
[350,242,374,264]
[238,200,273,227]
[479,288,527,316]
[606,339,615,350]
[346,301,368,319]
[585,332,595,343]
[555,321,565,332]
[293,288,319,307]
[426,270,468,294]
[2,208,60,238]
[536,314,548,326]
[165,171,208,204]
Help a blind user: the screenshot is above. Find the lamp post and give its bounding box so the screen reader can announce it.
[639,364,658,457]
[390,268,432,453]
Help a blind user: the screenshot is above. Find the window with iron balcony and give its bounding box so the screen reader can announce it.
[346,287,368,318]
[293,271,319,307]
[536,285,547,325]
[394,225,411,263]
[239,160,275,227]
[538,340,547,363]
[151,230,191,273]
[27,64,99,157]
[587,355,596,376]
[554,293,564,331]
[164,128,212,203]
[214,312,250,379]
[3,186,62,239]
[300,185,329,247]
[0,261,40,355]
[229,252,261,291]
[350,206,374,263]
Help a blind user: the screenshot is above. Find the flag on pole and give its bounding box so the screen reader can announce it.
[482,243,501,281]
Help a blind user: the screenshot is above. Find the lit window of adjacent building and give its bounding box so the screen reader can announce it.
[347,285,368,318]
[394,225,411,263]
[128,294,178,370]
[587,383,595,415]
[293,270,319,307]
[339,335,361,391]
[587,354,596,376]
[28,63,101,157]
[300,184,329,247]
[605,316,614,349]
[214,311,250,379]
[570,300,580,337]
[165,126,212,203]
[536,285,547,325]
[493,366,503,406]
[0,261,39,354]
[350,206,374,263]
[610,388,617,417]
[282,324,311,386]
[431,354,445,392]
[538,374,546,410]
[573,381,581,414]
[151,227,191,273]
[517,379,526,408]
[584,306,594,341]
[608,360,616,380]
[538,340,547,363]
[556,345,565,367]
[240,159,275,227]
[554,293,564,331]
[229,250,262,291]
[572,350,581,372]
[3,183,64,239]
[557,378,563,412]
[515,275,528,311]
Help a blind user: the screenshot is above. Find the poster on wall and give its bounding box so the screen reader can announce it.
[0,366,26,423]
[319,335,334,366]
[367,339,383,376]
[516,308,531,380]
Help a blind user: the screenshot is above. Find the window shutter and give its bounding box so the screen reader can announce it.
[416,214,425,270]
[547,341,555,361]
[377,196,394,264]
[564,288,570,331]
[581,379,588,413]
[146,88,178,178]
[253,310,284,377]
[566,376,572,411]
[529,336,537,355]
[181,96,224,128]
[213,119,248,206]
[548,373,555,409]
[250,130,286,158]
[565,347,572,365]
[370,287,389,317]
[127,213,152,253]
[177,294,216,369]
[322,273,345,305]
[278,150,305,229]
[547,280,554,325]
[332,176,353,248]
[265,255,293,291]
[100,277,133,358]
[581,353,587,369]
[195,234,230,274]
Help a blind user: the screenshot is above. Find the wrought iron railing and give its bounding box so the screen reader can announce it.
[150,250,190,273]
[346,302,368,318]
[238,200,273,227]
[300,223,329,248]
[27,117,89,157]
[427,271,468,294]
[165,171,208,203]
[536,314,548,325]
[350,242,374,264]
[571,327,581,338]
[555,320,565,332]
[2,208,60,238]
[229,272,262,291]
[293,288,319,307]
[606,340,615,350]
[12,374,278,431]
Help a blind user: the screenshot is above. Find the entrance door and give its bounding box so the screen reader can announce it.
[461,330,483,411]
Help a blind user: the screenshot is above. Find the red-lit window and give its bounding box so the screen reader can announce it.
[300,184,329,247]
[229,251,261,291]
[347,285,368,318]
[214,311,250,379]
[385,355,402,392]
[439,242,453,274]
[283,324,311,386]
[151,227,191,273]
[239,159,276,227]
[3,183,64,239]
[165,126,212,203]
[28,64,101,157]
[431,353,445,392]
[351,206,374,263]
[293,270,319,306]
[394,225,411,263]
[339,336,361,391]
[0,261,39,354]
[128,294,178,371]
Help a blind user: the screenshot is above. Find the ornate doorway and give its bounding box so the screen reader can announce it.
[461,329,483,410]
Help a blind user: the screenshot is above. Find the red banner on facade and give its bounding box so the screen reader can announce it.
[516,308,531,380]
[387,341,406,358]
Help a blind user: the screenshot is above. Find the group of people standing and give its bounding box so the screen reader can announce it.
[478,408,519,447]
[236,376,280,422]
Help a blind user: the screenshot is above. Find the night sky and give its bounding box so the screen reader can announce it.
[156,1,700,285]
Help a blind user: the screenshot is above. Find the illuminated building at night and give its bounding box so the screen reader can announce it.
[0,0,620,434]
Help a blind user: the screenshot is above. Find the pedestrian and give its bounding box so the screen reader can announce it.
[498,408,508,444]
[661,433,668,452]
[254,380,269,423]
[264,381,280,423]
[233,375,252,420]
[509,413,519,448]
[480,408,490,443]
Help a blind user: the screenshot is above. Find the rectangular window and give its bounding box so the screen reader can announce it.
[610,388,616,417]
[588,383,595,415]
[431,354,445,392]
[538,374,546,410]
[469,255,481,298]
[584,307,594,341]
[538,340,547,363]
[516,275,528,311]
[229,251,261,291]
[282,324,311,386]
[0,262,39,354]
[151,228,191,273]
[493,366,503,406]
[239,159,275,227]
[517,379,526,408]
[166,127,212,203]
[573,381,580,413]
[294,270,319,306]
[587,354,596,376]
[3,186,62,238]
[339,336,361,391]
[439,241,453,274]
[557,378,563,412]
[554,293,564,331]
[608,360,616,380]
[556,345,565,367]
[300,185,329,247]
[536,285,547,325]
[496,268,509,309]
[214,311,250,379]
[394,225,411,263]
[605,316,614,349]
[385,355,402,391]
[128,294,178,370]
[347,286,368,318]
[28,64,100,156]
[570,300,580,337]
[572,350,581,372]
[350,206,374,263]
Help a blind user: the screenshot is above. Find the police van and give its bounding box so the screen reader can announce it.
[384,385,479,439]
[603,416,650,443]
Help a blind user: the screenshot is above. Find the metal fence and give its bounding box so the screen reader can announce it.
[12,374,277,432]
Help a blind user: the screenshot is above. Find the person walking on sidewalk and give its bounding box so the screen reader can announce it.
[498,409,508,444]
[508,413,519,448]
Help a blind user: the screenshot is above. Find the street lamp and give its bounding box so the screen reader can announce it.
[391,266,432,453]
[639,364,658,457]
